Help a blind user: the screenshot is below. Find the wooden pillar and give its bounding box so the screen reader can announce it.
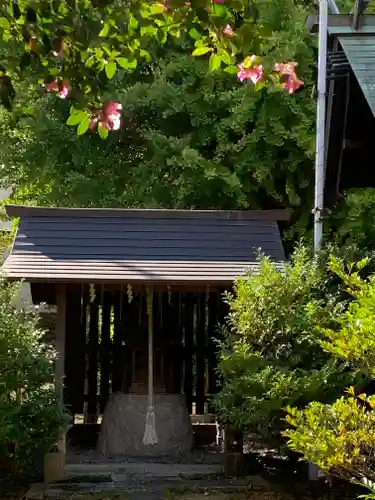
[55,283,67,454]
[196,293,206,415]
[184,293,194,414]
[55,284,67,403]
[224,424,245,477]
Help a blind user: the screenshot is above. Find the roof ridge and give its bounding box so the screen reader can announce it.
[5,205,290,221]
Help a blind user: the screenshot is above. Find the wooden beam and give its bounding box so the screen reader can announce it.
[5,204,290,221]
[55,283,67,455]
[307,14,375,35]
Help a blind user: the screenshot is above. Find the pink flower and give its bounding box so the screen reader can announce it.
[44,80,59,92]
[185,2,191,5]
[237,65,263,84]
[58,80,70,99]
[274,62,304,94]
[103,101,122,115]
[223,25,234,36]
[88,101,123,133]
[98,101,122,131]
[43,79,70,99]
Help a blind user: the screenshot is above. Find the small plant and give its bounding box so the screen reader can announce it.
[0,280,69,474]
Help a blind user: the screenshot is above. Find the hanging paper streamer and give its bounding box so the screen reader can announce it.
[205,285,210,331]
[142,285,158,446]
[119,284,123,320]
[127,284,133,304]
[89,284,96,303]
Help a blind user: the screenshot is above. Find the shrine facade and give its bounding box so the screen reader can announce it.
[2,205,286,455]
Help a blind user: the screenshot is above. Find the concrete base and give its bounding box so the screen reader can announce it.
[97,393,194,456]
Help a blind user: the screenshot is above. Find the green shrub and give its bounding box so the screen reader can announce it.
[215,247,357,441]
[284,255,375,498]
[0,280,69,473]
[284,392,375,498]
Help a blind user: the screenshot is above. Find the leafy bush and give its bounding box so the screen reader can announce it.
[284,256,375,498]
[320,255,375,376]
[215,247,357,441]
[0,281,69,473]
[285,391,375,485]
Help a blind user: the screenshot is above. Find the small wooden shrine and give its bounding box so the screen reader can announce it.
[308,13,375,208]
[2,205,287,456]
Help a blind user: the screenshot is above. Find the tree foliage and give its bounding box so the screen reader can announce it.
[0,34,315,239]
[0,0,309,137]
[327,189,375,252]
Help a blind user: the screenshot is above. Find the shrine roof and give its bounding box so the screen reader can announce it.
[2,205,287,284]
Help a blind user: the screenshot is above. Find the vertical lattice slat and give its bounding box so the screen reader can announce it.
[196,292,206,415]
[100,290,112,412]
[87,289,99,421]
[207,292,219,412]
[64,284,85,415]
[184,293,194,414]
[112,292,123,393]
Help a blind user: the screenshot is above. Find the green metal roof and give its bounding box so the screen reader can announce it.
[339,35,375,116]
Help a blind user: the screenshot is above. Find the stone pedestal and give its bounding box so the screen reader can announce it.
[98,393,194,456]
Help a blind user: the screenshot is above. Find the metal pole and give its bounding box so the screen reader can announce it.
[327,0,340,14]
[314,0,328,251]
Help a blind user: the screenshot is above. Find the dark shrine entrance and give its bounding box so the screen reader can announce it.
[64,284,228,424]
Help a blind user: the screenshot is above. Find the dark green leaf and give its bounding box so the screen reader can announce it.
[26,7,37,23]
[19,52,31,70]
[12,2,21,19]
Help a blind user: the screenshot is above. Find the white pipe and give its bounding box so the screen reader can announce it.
[314,0,328,251]
[327,0,340,14]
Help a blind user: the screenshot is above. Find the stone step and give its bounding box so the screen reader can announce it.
[65,462,224,478]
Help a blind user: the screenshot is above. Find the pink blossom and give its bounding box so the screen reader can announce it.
[95,101,122,131]
[43,79,71,99]
[185,2,191,5]
[44,80,59,92]
[103,101,122,115]
[58,81,70,99]
[274,61,304,94]
[237,64,263,84]
[223,25,234,36]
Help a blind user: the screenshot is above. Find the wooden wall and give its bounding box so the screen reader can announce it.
[63,284,228,420]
